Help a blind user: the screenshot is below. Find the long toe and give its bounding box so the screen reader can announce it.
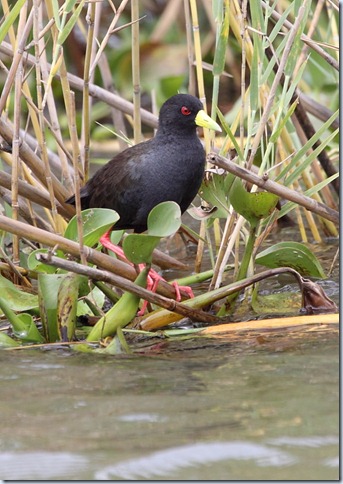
[171,281,194,302]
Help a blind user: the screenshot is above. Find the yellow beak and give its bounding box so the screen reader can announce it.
[195,110,222,132]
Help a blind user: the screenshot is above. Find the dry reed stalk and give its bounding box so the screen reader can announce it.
[0,215,193,301]
[260,0,339,71]
[207,152,339,224]
[131,0,141,144]
[81,1,97,181]
[0,40,158,128]
[89,0,130,77]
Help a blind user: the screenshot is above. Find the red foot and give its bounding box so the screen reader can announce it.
[100,230,194,316]
[171,281,194,301]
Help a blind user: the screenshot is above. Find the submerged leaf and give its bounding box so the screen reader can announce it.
[251,290,302,315]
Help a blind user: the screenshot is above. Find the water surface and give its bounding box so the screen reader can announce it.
[0,327,338,480]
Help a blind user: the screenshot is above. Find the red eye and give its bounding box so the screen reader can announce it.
[181,106,191,116]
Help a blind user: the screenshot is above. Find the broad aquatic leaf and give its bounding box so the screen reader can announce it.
[256,242,326,278]
[147,201,182,237]
[57,273,79,342]
[38,273,66,342]
[87,268,149,341]
[123,234,160,265]
[123,202,182,264]
[64,208,119,247]
[198,172,234,219]
[13,313,44,343]
[251,289,302,315]
[230,177,279,227]
[0,332,19,348]
[0,295,43,343]
[0,274,38,311]
[77,285,105,316]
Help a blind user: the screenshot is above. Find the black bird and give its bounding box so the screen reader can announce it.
[66,94,220,230]
[66,94,221,303]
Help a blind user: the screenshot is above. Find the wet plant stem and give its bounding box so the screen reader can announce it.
[217,224,257,315]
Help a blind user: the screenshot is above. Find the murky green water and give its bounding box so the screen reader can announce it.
[0,327,338,480]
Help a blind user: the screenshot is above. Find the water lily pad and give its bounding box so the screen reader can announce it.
[256,242,326,278]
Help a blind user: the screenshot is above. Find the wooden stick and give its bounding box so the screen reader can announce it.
[207,152,339,224]
[200,313,339,335]
[36,253,219,324]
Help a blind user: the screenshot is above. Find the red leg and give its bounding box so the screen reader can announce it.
[100,230,194,315]
[99,231,127,261]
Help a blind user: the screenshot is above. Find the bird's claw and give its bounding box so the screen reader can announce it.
[171,281,194,301]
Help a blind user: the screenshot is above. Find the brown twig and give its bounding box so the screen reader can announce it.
[264,47,339,194]
[0,215,192,300]
[207,152,339,224]
[36,253,219,324]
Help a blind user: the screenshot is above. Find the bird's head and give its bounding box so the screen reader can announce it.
[158,94,221,135]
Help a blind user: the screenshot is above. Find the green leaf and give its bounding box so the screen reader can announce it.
[0,332,19,348]
[230,178,279,227]
[13,313,44,343]
[199,172,234,218]
[275,109,339,182]
[123,234,160,265]
[64,208,120,247]
[38,273,66,342]
[213,0,230,76]
[123,202,182,264]
[147,201,182,237]
[0,274,38,312]
[0,296,43,343]
[86,267,149,341]
[57,273,79,342]
[216,108,244,160]
[256,241,326,278]
[57,0,86,45]
[0,0,27,45]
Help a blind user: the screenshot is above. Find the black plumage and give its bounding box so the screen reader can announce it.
[66,94,220,232]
